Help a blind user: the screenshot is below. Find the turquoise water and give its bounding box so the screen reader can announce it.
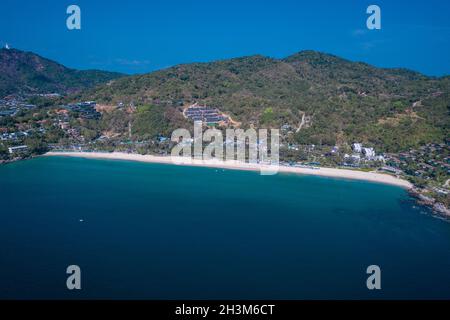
[0,156,449,299]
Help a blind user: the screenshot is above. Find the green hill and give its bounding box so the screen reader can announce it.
[79,50,449,152]
[0,48,123,97]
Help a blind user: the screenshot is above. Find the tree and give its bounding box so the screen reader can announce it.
[0,144,8,159]
[25,138,48,155]
[260,107,275,125]
[132,105,169,139]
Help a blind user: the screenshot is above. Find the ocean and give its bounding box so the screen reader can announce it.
[0,156,449,299]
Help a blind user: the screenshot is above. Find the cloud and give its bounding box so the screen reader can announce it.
[352,29,367,37]
[114,58,151,66]
[360,39,387,52]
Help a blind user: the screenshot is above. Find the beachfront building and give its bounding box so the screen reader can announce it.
[8,145,28,154]
[344,153,361,166]
[380,166,403,175]
[351,143,380,161]
[362,147,376,159]
[352,143,362,153]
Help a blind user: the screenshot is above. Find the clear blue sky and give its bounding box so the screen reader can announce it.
[1,0,449,76]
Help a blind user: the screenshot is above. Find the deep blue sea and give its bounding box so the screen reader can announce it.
[0,156,449,299]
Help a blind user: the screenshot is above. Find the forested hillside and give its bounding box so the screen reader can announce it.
[79,51,449,152]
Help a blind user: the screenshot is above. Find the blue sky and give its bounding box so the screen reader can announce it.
[1,0,449,75]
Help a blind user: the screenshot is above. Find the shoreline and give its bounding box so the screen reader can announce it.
[44,151,413,189]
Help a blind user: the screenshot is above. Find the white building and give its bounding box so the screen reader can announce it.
[352,143,362,153]
[381,166,402,175]
[362,147,376,159]
[344,153,361,163]
[8,145,28,154]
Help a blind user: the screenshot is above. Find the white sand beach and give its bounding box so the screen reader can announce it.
[44,151,413,189]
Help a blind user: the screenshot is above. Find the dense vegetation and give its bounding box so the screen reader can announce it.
[0,48,123,96]
[79,51,449,152]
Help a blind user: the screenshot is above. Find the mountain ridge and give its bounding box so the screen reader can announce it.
[73,50,448,152]
[0,48,124,97]
[1,48,448,153]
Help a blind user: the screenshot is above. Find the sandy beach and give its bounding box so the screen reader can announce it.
[44,151,413,189]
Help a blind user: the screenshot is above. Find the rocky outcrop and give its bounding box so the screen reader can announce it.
[409,188,450,218]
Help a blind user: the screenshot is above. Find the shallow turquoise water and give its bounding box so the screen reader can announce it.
[0,156,449,299]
